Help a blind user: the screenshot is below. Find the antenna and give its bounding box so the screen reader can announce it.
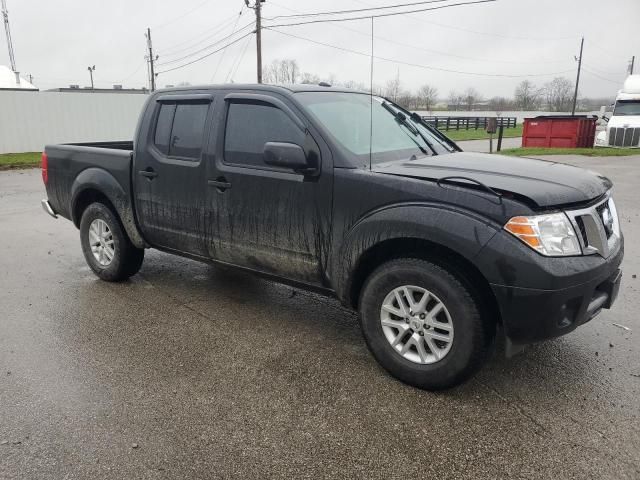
[368,16,374,171]
[1,0,17,73]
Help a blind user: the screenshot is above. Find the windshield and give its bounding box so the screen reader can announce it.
[613,100,640,116]
[296,91,454,166]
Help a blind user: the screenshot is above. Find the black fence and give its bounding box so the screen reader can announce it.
[421,116,518,131]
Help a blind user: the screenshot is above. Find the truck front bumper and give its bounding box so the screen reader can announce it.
[478,231,624,351]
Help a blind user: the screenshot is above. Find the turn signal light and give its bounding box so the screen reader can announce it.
[504,217,542,249]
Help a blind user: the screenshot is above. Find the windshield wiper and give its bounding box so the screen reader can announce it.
[409,112,457,153]
[381,102,429,155]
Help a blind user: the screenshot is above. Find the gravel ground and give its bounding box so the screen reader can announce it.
[1,158,639,479]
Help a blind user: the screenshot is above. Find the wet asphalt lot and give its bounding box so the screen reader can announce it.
[1,157,639,480]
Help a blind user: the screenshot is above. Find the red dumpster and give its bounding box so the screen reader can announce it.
[522,116,597,148]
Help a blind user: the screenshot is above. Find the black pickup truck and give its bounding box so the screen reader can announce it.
[42,84,624,389]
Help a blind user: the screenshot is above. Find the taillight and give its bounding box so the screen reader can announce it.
[41,152,48,184]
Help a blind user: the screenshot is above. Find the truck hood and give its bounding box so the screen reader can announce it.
[373,152,612,208]
[608,115,640,128]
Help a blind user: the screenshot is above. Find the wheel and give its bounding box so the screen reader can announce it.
[79,202,144,282]
[358,258,493,390]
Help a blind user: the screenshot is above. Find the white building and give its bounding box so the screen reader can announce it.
[0,65,37,90]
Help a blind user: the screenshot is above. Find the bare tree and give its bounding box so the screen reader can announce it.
[544,77,574,112]
[417,84,438,111]
[447,91,462,111]
[397,89,414,109]
[258,61,606,115]
[372,83,386,97]
[262,59,300,84]
[514,80,541,110]
[300,72,320,84]
[384,71,402,102]
[341,79,367,91]
[488,96,513,112]
[463,87,482,110]
[323,73,338,87]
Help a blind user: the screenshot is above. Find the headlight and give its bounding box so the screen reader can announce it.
[504,213,581,256]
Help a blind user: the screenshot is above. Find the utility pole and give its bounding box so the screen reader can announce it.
[146,27,156,92]
[630,56,635,75]
[87,65,96,89]
[245,0,263,83]
[255,0,262,83]
[2,0,19,85]
[571,36,584,116]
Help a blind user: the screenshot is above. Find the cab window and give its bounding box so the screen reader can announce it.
[224,102,304,167]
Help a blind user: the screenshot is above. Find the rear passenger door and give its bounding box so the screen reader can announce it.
[134,94,213,256]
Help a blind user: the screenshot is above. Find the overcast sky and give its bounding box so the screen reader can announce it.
[2,0,639,98]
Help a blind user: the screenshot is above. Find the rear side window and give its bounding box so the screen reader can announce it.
[153,102,209,160]
[154,104,175,155]
[224,102,304,167]
[170,103,209,159]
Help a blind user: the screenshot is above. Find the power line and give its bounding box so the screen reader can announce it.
[119,60,146,83]
[266,0,570,65]
[583,38,633,61]
[152,0,211,30]
[264,0,498,27]
[582,63,626,77]
[156,31,254,74]
[227,33,254,82]
[211,6,245,82]
[266,0,454,19]
[582,68,624,85]
[158,12,244,58]
[265,27,575,78]
[156,22,255,67]
[350,0,579,41]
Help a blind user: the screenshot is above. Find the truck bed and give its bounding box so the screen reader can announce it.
[44,141,134,223]
[64,141,134,150]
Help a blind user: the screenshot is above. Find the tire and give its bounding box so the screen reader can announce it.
[358,258,493,390]
[79,202,144,282]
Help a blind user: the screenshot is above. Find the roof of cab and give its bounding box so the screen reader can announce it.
[153,83,367,96]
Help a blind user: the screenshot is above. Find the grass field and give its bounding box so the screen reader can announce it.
[0,152,41,170]
[498,147,640,157]
[440,125,523,141]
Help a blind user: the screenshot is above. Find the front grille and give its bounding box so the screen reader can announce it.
[574,216,589,244]
[596,203,613,238]
[567,194,620,258]
[609,127,640,147]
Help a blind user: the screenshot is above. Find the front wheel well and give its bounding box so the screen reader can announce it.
[72,189,117,228]
[348,238,500,325]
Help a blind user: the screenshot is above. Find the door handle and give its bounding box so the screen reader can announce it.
[139,169,158,179]
[208,178,231,192]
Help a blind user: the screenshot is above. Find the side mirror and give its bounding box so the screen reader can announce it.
[263,142,316,174]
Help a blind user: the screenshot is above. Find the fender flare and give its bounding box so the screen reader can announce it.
[70,168,147,249]
[333,202,500,304]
